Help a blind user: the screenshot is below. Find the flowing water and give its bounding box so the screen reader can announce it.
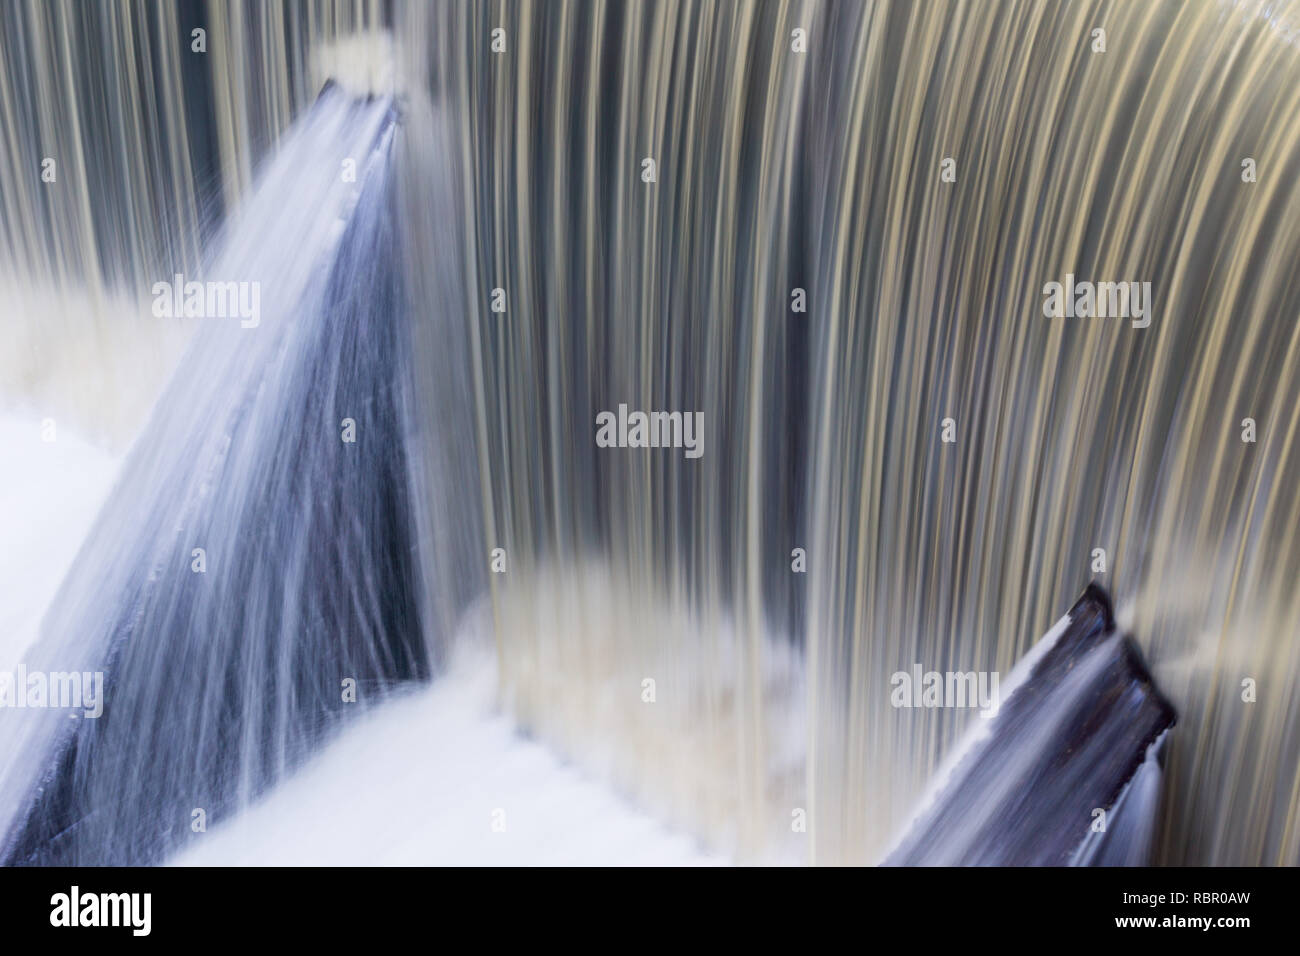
[1,0,1298,866]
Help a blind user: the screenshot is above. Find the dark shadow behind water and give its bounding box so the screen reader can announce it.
[0,89,474,865]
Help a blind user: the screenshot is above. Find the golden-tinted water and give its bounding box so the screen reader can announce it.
[2,0,1297,865]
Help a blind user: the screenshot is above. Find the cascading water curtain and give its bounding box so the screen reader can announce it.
[0,0,1297,868]
[0,0,394,444]
[419,0,1300,865]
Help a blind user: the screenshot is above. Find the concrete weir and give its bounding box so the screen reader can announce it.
[0,89,431,865]
[884,585,1177,866]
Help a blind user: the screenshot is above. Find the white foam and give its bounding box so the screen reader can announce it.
[171,641,722,866]
[0,414,120,671]
[1,410,718,865]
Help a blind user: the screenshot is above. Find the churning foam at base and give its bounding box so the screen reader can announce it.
[170,634,723,867]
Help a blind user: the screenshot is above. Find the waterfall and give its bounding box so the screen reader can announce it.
[2,0,1299,866]
[421,0,1300,864]
[0,86,474,865]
